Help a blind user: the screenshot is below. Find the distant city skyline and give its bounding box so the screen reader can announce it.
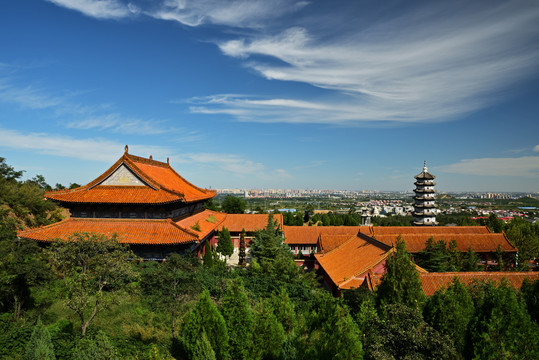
[1,0,538,192]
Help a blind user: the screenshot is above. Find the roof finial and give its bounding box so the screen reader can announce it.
[167,157,170,164]
[149,155,153,160]
[124,145,128,154]
[423,160,427,172]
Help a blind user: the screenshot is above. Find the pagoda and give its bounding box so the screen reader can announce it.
[413,161,438,226]
[18,146,222,259]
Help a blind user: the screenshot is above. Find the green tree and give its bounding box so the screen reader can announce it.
[423,277,475,355]
[461,246,480,271]
[192,330,216,360]
[180,290,229,360]
[24,319,56,360]
[141,253,200,338]
[0,237,50,319]
[217,227,234,261]
[204,241,214,268]
[468,280,539,359]
[221,195,246,214]
[363,303,456,360]
[220,278,253,360]
[376,238,426,310]
[251,300,285,360]
[251,214,287,263]
[270,287,297,335]
[238,229,247,267]
[73,331,118,360]
[520,279,539,323]
[487,213,503,233]
[48,233,139,336]
[0,157,24,181]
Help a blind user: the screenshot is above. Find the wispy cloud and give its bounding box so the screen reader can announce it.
[46,0,133,19]
[0,127,170,163]
[210,2,539,124]
[534,145,539,152]
[65,114,194,137]
[47,0,307,27]
[43,1,539,126]
[439,156,539,177]
[0,73,197,139]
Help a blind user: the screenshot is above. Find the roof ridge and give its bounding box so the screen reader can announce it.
[318,234,361,257]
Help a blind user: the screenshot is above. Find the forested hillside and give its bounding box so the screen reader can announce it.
[1,159,538,359]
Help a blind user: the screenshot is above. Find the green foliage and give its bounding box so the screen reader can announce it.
[461,246,480,271]
[270,288,297,335]
[203,241,214,268]
[192,330,216,360]
[370,215,413,226]
[251,214,289,263]
[47,233,140,336]
[220,278,253,360]
[0,237,50,318]
[140,253,200,338]
[24,318,56,360]
[302,294,363,360]
[191,221,201,232]
[221,195,246,214]
[180,290,229,360]
[238,229,246,266]
[423,277,475,354]
[251,300,285,360]
[504,217,539,270]
[487,213,504,233]
[217,227,234,258]
[376,238,426,310]
[73,330,118,360]
[415,238,461,272]
[0,157,24,181]
[467,280,539,359]
[520,279,539,323]
[363,303,456,360]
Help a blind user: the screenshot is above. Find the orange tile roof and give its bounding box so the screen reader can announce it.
[318,234,356,253]
[45,151,216,205]
[371,233,516,253]
[219,214,283,233]
[368,226,492,236]
[315,235,392,289]
[283,226,368,245]
[364,272,539,296]
[17,218,199,245]
[175,210,227,240]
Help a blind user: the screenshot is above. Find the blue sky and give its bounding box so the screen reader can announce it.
[1,0,538,192]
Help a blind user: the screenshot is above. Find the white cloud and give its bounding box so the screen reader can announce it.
[46,0,132,19]
[439,156,539,177]
[534,145,539,152]
[210,1,539,124]
[0,127,170,163]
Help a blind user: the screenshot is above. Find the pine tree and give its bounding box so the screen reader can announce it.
[217,227,234,261]
[251,214,287,263]
[251,300,285,360]
[469,281,539,359]
[24,319,56,360]
[238,229,246,267]
[180,290,229,360]
[461,246,480,271]
[220,278,253,360]
[376,238,426,310]
[423,277,474,355]
[203,241,214,268]
[192,330,216,360]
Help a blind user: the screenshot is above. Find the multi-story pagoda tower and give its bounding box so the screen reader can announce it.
[413,161,438,226]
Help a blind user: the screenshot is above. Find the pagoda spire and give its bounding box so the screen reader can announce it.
[413,161,438,226]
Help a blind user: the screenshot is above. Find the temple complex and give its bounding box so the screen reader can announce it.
[413,161,438,226]
[17,147,276,260]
